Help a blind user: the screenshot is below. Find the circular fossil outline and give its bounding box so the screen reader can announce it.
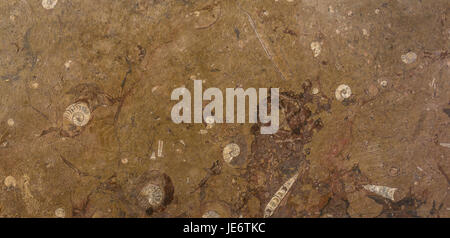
[63,102,91,127]
[335,84,352,101]
[138,183,164,208]
[131,170,175,215]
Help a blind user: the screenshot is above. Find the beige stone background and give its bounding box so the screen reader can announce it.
[0,0,449,217]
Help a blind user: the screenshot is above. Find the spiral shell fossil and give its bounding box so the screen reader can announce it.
[131,170,174,215]
[63,102,91,127]
[138,183,164,208]
[335,84,352,101]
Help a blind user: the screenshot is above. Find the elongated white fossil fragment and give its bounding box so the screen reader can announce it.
[439,143,450,148]
[310,41,321,58]
[157,140,164,157]
[264,172,299,218]
[150,152,156,160]
[363,184,397,201]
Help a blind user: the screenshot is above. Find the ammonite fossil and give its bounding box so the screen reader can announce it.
[222,135,247,168]
[335,84,352,102]
[129,170,174,215]
[63,102,91,127]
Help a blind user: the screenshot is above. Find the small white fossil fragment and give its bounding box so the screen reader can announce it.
[363,184,397,201]
[150,152,156,160]
[7,118,14,127]
[328,5,335,13]
[401,52,417,64]
[42,0,58,10]
[335,84,352,101]
[311,88,319,95]
[362,28,369,37]
[264,173,299,218]
[380,80,388,87]
[31,82,39,89]
[199,129,208,134]
[157,140,163,157]
[223,143,240,164]
[64,60,72,69]
[439,143,450,148]
[4,176,16,188]
[151,86,160,93]
[63,102,91,127]
[375,9,380,14]
[202,210,221,218]
[121,158,129,164]
[310,41,322,58]
[55,207,65,218]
